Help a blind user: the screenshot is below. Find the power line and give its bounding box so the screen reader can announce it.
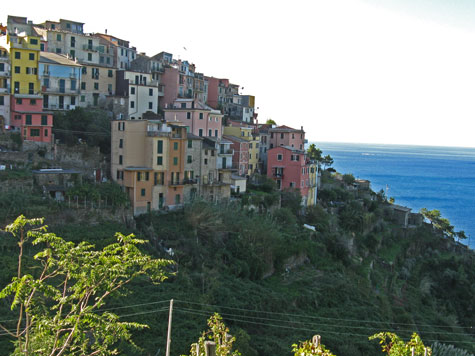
[174,300,475,330]
[173,306,473,337]
[174,308,475,345]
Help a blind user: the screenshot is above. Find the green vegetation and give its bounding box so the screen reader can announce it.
[292,336,336,356]
[53,107,111,154]
[184,313,241,356]
[0,215,173,356]
[0,173,473,356]
[369,332,431,356]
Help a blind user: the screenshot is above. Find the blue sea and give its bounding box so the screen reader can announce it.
[313,142,475,249]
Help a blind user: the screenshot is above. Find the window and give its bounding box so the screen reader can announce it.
[290,182,296,188]
[173,142,178,150]
[145,172,150,181]
[40,43,44,51]
[100,56,104,64]
[187,112,191,119]
[187,155,192,163]
[30,99,36,105]
[70,36,75,48]
[29,53,34,60]
[26,115,32,125]
[270,144,274,148]
[249,143,253,149]
[141,188,146,197]
[208,129,212,136]
[0,96,3,106]
[14,66,20,74]
[181,103,186,108]
[188,140,192,148]
[44,78,50,88]
[16,98,22,105]
[56,34,62,41]
[292,133,295,139]
[199,113,203,120]
[173,157,178,165]
[55,48,62,54]
[94,82,99,90]
[15,52,20,59]
[157,140,163,153]
[249,153,252,159]
[277,154,283,161]
[204,158,208,165]
[149,88,153,96]
[280,133,284,139]
[44,129,48,137]
[71,79,76,90]
[137,172,142,181]
[130,101,135,108]
[108,84,112,93]
[108,70,113,77]
[198,129,203,137]
[30,128,40,137]
[156,156,163,165]
[80,81,86,90]
[149,102,153,109]
[29,83,34,94]
[0,63,3,71]
[41,115,47,125]
[80,95,85,102]
[130,87,135,95]
[119,139,123,148]
[88,53,92,61]
[30,38,38,45]
[215,129,218,137]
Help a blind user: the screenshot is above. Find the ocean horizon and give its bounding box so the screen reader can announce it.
[312,141,475,249]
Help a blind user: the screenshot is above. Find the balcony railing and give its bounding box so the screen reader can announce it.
[0,70,10,76]
[0,87,10,93]
[183,178,198,185]
[146,131,171,137]
[168,180,185,186]
[219,149,234,155]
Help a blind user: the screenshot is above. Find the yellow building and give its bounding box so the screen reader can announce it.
[8,33,41,95]
[223,124,260,175]
[307,162,319,206]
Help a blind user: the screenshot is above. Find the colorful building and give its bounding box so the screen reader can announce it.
[163,98,223,138]
[10,95,53,142]
[269,125,306,150]
[267,146,313,205]
[0,38,11,128]
[114,70,163,119]
[111,119,188,215]
[39,52,82,110]
[223,135,249,176]
[79,64,116,107]
[223,121,260,175]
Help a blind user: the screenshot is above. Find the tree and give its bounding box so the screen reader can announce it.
[342,173,355,185]
[292,335,336,356]
[265,119,276,125]
[322,155,334,170]
[184,313,241,356]
[0,215,173,356]
[307,144,323,162]
[369,332,432,356]
[420,208,455,238]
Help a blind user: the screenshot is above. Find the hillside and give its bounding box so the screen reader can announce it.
[0,173,473,355]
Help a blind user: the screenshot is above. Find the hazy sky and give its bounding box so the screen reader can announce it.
[3,0,475,147]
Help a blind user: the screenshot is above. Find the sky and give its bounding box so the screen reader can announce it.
[3,0,475,147]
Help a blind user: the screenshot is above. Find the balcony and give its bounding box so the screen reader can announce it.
[146,131,171,137]
[168,180,185,186]
[0,70,10,77]
[219,149,234,155]
[0,87,10,94]
[42,71,50,76]
[82,45,104,53]
[183,178,198,185]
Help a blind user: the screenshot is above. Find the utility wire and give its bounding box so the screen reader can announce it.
[174,299,475,330]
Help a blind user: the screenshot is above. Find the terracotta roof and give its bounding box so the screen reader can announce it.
[40,52,82,67]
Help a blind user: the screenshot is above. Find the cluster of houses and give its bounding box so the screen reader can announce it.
[0,15,319,214]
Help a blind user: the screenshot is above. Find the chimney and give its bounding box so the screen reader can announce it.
[301,126,303,131]
[105,29,107,34]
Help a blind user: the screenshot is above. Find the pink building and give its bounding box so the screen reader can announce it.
[223,135,249,176]
[10,95,53,143]
[160,66,179,108]
[163,98,223,139]
[267,146,310,200]
[269,125,306,150]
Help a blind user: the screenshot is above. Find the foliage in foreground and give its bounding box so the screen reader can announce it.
[184,313,241,356]
[292,336,336,356]
[369,332,432,356]
[0,215,173,356]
